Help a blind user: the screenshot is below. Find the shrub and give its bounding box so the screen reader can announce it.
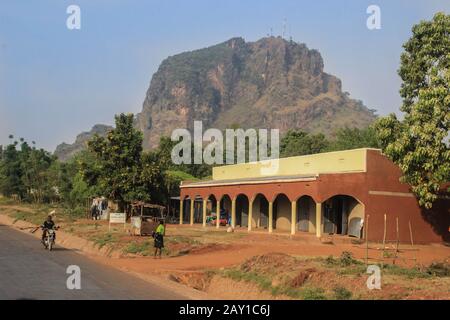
[333,286,352,300]
[426,262,450,277]
[339,251,360,266]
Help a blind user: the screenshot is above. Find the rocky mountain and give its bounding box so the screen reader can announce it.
[54,124,113,161]
[56,36,377,159]
[136,36,376,149]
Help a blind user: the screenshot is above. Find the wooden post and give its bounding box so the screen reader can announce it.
[366,214,370,266]
[381,214,387,268]
[409,220,416,265]
[394,217,399,264]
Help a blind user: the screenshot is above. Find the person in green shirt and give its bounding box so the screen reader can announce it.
[154,220,165,259]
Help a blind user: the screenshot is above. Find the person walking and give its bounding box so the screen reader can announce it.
[153,220,165,259]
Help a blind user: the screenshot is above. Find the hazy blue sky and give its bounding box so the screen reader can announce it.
[0,0,449,151]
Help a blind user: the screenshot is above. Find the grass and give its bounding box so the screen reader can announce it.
[10,209,48,225]
[300,287,327,300]
[323,254,367,276]
[223,269,273,291]
[90,232,118,249]
[0,196,17,205]
[123,240,153,256]
[382,264,431,279]
[321,252,440,279]
[221,268,328,300]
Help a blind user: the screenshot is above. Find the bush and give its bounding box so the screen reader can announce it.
[333,286,352,300]
[339,251,360,266]
[426,262,450,277]
[91,233,117,249]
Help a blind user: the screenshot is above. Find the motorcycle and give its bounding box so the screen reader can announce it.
[41,227,57,251]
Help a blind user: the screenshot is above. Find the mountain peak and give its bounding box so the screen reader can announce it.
[136,37,374,149]
[55,37,376,159]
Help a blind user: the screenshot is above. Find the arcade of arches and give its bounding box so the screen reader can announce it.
[178,191,365,238]
[177,149,449,243]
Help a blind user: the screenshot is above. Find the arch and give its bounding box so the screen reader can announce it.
[192,194,204,224]
[252,193,270,229]
[180,194,191,223]
[296,195,317,234]
[321,194,365,238]
[273,193,291,231]
[235,194,250,228]
[218,194,232,226]
[202,194,217,226]
[295,193,319,204]
[320,192,365,207]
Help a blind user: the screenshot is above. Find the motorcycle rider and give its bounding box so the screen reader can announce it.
[41,214,56,243]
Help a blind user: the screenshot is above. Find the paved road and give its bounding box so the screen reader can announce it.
[0,224,186,300]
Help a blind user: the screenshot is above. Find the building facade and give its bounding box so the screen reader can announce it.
[179,149,449,244]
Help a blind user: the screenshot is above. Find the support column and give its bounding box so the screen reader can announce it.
[247,199,253,232]
[316,202,322,237]
[291,200,297,235]
[216,199,220,229]
[179,198,184,225]
[202,199,207,227]
[231,198,236,229]
[190,198,195,226]
[268,201,273,233]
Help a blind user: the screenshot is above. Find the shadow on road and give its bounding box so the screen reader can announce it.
[49,247,71,252]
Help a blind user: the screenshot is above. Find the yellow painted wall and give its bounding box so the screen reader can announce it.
[212,148,371,180]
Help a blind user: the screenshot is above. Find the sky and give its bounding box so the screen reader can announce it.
[0,0,449,151]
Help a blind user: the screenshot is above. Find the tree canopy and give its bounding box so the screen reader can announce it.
[375,12,450,209]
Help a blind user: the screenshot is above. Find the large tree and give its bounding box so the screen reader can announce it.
[375,12,450,209]
[88,113,146,205]
[0,142,24,198]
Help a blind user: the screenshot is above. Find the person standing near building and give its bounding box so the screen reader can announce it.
[153,220,165,259]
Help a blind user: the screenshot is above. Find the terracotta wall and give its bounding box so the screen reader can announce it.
[180,150,449,243]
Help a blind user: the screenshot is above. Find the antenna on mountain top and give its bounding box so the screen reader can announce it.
[282,18,287,39]
[270,27,273,37]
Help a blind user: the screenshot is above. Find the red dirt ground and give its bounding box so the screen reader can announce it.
[90,224,450,275]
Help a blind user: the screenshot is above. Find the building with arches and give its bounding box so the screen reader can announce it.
[179,148,449,244]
